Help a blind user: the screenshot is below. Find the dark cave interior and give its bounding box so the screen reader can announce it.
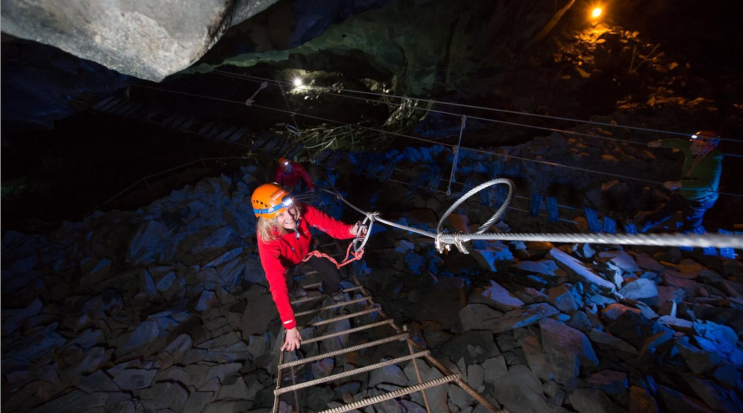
[2,1,743,412]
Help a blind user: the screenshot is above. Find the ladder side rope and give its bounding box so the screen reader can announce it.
[211,69,743,145]
[318,180,743,252]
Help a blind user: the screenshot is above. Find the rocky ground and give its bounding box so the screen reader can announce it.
[3,153,743,413]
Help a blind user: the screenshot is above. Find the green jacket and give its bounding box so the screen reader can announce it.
[660,139,722,203]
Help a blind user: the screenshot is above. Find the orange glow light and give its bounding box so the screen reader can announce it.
[591,7,603,19]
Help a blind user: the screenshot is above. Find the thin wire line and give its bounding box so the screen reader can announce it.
[130,84,743,199]
[212,69,743,144]
[212,71,743,158]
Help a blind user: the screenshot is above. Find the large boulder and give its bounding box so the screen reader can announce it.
[1,0,280,81]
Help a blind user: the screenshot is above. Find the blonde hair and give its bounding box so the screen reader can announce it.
[256,204,302,243]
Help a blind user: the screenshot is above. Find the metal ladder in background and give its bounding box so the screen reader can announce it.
[271,240,503,413]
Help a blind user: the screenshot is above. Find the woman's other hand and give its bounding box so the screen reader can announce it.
[281,327,302,351]
[351,222,367,237]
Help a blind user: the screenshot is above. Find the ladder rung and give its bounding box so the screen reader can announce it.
[318,374,461,413]
[305,308,378,328]
[275,351,430,395]
[279,333,408,369]
[291,286,363,305]
[91,95,116,111]
[301,320,395,345]
[294,297,371,317]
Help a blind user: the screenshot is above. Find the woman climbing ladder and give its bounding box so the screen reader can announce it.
[252,182,367,351]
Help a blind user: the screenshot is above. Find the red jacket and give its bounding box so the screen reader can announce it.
[257,204,354,329]
[275,162,314,190]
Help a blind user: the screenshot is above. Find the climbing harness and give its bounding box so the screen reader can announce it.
[302,236,365,269]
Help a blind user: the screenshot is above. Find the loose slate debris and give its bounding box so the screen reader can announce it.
[3,146,743,413]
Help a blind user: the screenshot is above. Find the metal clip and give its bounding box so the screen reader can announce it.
[245,81,268,106]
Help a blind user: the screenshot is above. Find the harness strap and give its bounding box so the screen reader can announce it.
[684,152,708,179]
[302,241,364,269]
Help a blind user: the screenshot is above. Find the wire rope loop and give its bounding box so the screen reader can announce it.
[437,178,515,236]
[352,213,376,253]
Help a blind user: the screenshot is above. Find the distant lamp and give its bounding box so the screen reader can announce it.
[591,7,603,19]
[293,77,303,88]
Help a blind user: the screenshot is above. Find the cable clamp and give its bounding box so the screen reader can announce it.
[435,233,451,254]
[453,235,470,254]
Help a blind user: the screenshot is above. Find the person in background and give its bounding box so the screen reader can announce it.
[252,183,366,351]
[638,130,722,233]
[275,157,315,193]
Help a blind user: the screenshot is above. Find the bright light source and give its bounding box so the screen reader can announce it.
[591,7,602,19]
[293,77,303,87]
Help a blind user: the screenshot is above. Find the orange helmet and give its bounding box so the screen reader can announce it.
[278,157,290,167]
[251,183,294,219]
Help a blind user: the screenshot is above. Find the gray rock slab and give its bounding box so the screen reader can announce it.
[112,369,156,391]
[482,356,508,384]
[202,400,254,413]
[467,364,485,390]
[241,293,278,336]
[136,382,189,411]
[520,334,553,381]
[607,311,672,349]
[599,251,641,273]
[676,338,722,374]
[656,384,714,413]
[548,284,579,313]
[548,248,616,292]
[681,373,743,413]
[183,391,214,413]
[486,303,559,334]
[217,377,248,400]
[569,388,617,413]
[492,365,553,413]
[588,330,638,356]
[369,362,408,387]
[618,279,658,306]
[437,330,500,365]
[28,390,109,413]
[629,386,659,413]
[481,280,525,311]
[459,304,504,332]
[540,319,599,384]
[79,370,119,392]
[587,370,628,396]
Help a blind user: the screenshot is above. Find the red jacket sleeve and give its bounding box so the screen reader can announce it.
[304,205,355,240]
[257,238,296,330]
[274,166,284,186]
[293,162,315,190]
